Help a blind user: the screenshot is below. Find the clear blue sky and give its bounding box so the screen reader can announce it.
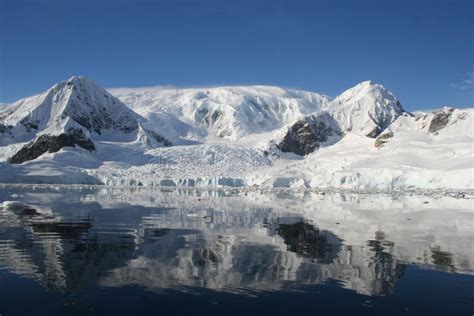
[1,0,473,110]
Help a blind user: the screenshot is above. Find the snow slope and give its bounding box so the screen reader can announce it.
[0,76,472,192]
[110,85,330,143]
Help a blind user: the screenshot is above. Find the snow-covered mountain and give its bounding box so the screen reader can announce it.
[110,85,330,143]
[328,80,405,137]
[109,80,404,144]
[1,76,139,143]
[0,76,171,164]
[0,76,472,192]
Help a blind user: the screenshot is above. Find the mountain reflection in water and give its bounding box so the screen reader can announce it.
[0,187,472,300]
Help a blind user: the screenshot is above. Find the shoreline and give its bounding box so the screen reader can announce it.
[0,182,472,199]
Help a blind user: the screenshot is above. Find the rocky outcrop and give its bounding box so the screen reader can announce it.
[0,123,13,136]
[136,123,172,148]
[20,118,39,133]
[9,128,95,164]
[429,108,454,134]
[195,108,223,128]
[194,107,232,137]
[145,129,172,147]
[365,116,394,138]
[277,112,341,156]
[374,132,394,148]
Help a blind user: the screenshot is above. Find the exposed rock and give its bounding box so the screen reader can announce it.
[0,123,13,136]
[456,111,468,121]
[20,118,39,133]
[195,108,223,128]
[374,132,394,148]
[9,128,95,164]
[144,129,172,147]
[136,123,172,148]
[61,77,139,135]
[277,112,341,156]
[67,100,138,134]
[150,132,171,147]
[429,108,454,134]
[366,122,390,138]
[365,107,408,138]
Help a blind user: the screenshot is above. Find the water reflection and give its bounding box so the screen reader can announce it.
[0,187,472,297]
[275,220,341,262]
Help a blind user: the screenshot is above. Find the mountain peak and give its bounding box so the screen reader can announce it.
[358,80,375,87]
[66,75,95,84]
[54,75,102,91]
[329,81,404,137]
[1,76,140,145]
[334,80,398,105]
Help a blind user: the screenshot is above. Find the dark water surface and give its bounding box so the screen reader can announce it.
[0,187,472,315]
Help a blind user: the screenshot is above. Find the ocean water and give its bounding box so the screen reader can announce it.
[0,186,472,315]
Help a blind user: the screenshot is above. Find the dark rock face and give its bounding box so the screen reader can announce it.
[9,128,95,164]
[366,125,386,138]
[374,132,394,148]
[62,79,139,135]
[277,112,340,156]
[66,101,138,135]
[365,112,396,138]
[429,108,453,134]
[364,102,410,138]
[0,123,13,136]
[195,108,223,128]
[144,129,172,147]
[194,107,232,138]
[20,118,40,133]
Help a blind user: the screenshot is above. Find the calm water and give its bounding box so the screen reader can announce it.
[0,187,472,315]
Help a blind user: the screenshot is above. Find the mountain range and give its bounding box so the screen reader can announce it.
[0,76,472,191]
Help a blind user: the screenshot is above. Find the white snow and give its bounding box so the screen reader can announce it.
[328,80,404,136]
[0,76,141,145]
[110,85,330,142]
[0,76,472,192]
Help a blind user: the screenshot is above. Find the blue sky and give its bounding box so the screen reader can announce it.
[1,0,472,110]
